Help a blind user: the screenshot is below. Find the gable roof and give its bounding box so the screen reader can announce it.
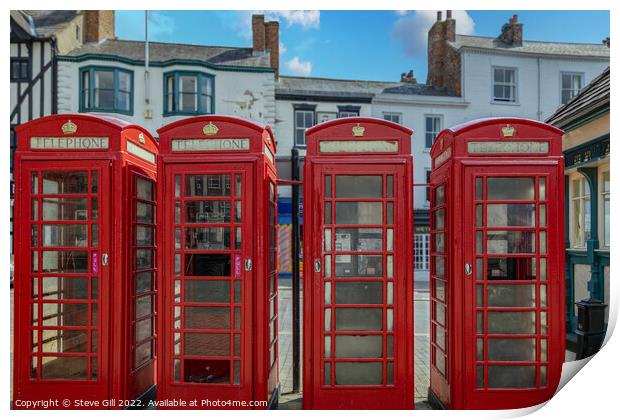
[21,10,80,38]
[546,66,610,128]
[63,39,272,69]
[451,34,610,58]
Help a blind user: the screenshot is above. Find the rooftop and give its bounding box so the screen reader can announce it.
[546,66,610,128]
[276,75,400,101]
[63,39,272,69]
[11,10,80,38]
[451,34,610,58]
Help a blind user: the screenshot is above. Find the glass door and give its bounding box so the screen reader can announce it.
[164,164,253,401]
[20,160,109,398]
[312,165,411,407]
[465,169,554,396]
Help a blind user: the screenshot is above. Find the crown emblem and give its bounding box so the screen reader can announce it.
[352,124,365,137]
[203,122,219,136]
[61,119,77,134]
[138,133,146,144]
[502,124,516,137]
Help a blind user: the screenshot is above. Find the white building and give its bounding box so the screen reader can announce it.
[56,13,279,134]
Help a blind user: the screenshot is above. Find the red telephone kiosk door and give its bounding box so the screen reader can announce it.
[303,118,414,409]
[428,118,565,410]
[16,160,111,402]
[156,116,279,408]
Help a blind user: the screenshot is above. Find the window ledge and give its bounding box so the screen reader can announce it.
[81,107,133,116]
[490,100,520,106]
[163,111,213,117]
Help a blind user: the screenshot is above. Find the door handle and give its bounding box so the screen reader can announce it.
[101,253,109,266]
[245,259,253,271]
[464,263,472,276]
[314,259,321,273]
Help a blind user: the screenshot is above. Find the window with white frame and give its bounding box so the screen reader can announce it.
[561,72,584,105]
[414,233,430,270]
[571,175,591,248]
[492,67,517,103]
[294,108,314,147]
[163,71,214,115]
[383,113,401,124]
[601,169,610,247]
[425,115,443,148]
[338,106,360,118]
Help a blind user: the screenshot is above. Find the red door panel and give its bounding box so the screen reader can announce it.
[15,160,111,405]
[159,163,254,404]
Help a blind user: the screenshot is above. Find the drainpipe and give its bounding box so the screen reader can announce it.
[537,57,542,120]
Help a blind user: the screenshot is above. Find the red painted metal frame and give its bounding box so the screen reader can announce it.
[428,117,565,409]
[13,114,159,409]
[156,115,278,409]
[303,117,414,409]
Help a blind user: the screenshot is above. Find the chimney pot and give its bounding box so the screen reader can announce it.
[437,11,442,21]
[446,10,452,19]
[252,14,266,53]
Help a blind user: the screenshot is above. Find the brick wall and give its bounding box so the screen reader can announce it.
[427,11,461,96]
[84,10,115,43]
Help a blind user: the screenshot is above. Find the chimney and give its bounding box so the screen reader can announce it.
[252,14,266,53]
[400,69,417,84]
[603,37,610,47]
[498,14,523,47]
[427,10,458,93]
[84,10,115,43]
[265,21,280,77]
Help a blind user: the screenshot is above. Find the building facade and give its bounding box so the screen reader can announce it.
[546,67,610,344]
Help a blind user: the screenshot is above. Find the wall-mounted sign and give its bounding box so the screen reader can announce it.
[30,136,109,150]
[127,141,156,163]
[172,138,250,152]
[319,140,398,153]
[467,141,549,154]
[433,146,452,168]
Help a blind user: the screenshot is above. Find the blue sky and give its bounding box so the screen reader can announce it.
[116,10,610,82]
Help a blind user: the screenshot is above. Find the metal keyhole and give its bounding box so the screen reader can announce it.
[314,259,321,273]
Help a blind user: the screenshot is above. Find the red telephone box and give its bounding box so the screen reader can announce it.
[156,116,279,409]
[13,114,159,408]
[428,118,565,410]
[303,118,414,409]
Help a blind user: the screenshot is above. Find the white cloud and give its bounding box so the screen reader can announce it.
[267,11,320,30]
[286,56,312,76]
[148,11,175,37]
[279,42,287,56]
[395,10,409,16]
[392,10,475,57]
[236,10,320,38]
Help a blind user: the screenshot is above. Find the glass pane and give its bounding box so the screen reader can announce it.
[540,205,547,227]
[42,172,88,194]
[41,251,88,273]
[487,284,536,307]
[486,257,536,280]
[335,202,382,225]
[136,249,153,269]
[476,205,483,227]
[185,175,231,197]
[435,185,445,205]
[39,277,89,300]
[487,204,535,227]
[487,178,535,200]
[434,208,445,229]
[325,309,331,332]
[539,178,546,200]
[136,226,154,246]
[185,280,230,303]
[184,307,230,329]
[42,198,88,221]
[335,335,382,358]
[486,231,536,254]
[42,225,88,247]
[434,279,445,301]
[387,229,393,251]
[184,254,230,276]
[336,255,382,277]
[476,177,483,200]
[183,334,229,356]
[41,356,88,380]
[185,201,231,223]
[136,272,152,293]
[434,325,445,349]
[335,176,382,198]
[41,329,88,353]
[324,336,331,357]
[386,176,393,198]
[488,365,536,389]
[488,312,536,334]
[435,232,445,253]
[324,282,331,304]
[136,318,152,341]
[335,308,382,331]
[325,176,331,197]
[324,202,332,224]
[185,227,230,250]
[136,295,152,319]
[324,229,332,251]
[335,228,382,251]
[41,303,90,326]
[335,282,382,304]
[335,362,382,385]
[324,363,331,385]
[488,338,536,361]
